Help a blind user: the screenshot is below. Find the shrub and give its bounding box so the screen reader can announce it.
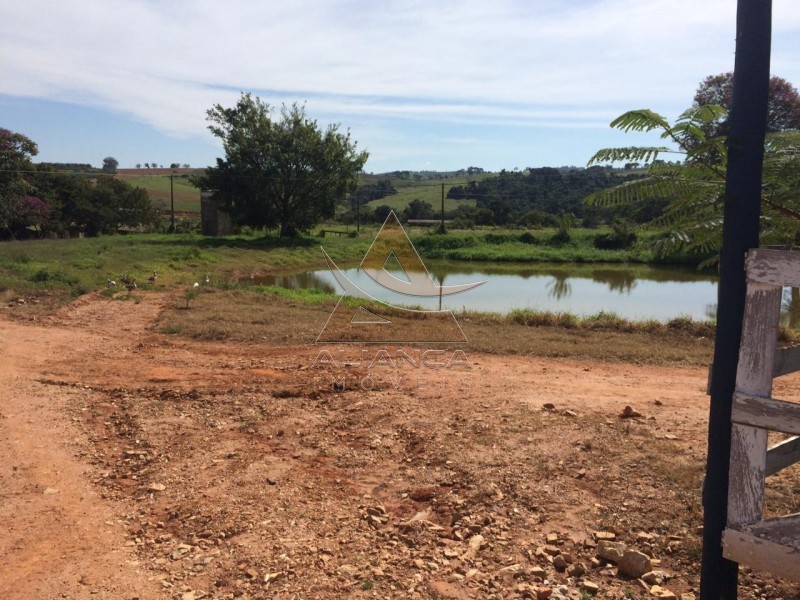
[594,220,638,250]
[483,232,515,245]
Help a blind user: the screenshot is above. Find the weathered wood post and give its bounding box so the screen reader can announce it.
[701,1,772,597]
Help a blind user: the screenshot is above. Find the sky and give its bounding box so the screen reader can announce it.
[2,0,799,174]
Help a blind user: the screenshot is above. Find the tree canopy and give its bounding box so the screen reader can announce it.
[445,167,639,226]
[102,156,119,174]
[693,72,800,139]
[195,93,369,236]
[0,128,42,236]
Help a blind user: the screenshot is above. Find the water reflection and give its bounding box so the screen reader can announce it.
[248,261,722,322]
[260,272,337,294]
[782,287,800,328]
[592,269,637,294]
[546,272,571,300]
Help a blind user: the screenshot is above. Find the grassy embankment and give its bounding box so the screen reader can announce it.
[0,231,738,365]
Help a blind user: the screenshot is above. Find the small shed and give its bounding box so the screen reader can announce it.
[200,191,233,236]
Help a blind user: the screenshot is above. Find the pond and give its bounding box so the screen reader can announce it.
[253,261,722,322]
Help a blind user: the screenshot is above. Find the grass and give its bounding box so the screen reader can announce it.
[155,284,722,365]
[116,173,201,213]
[403,228,693,264]
[361,174,489,213]
[0,233,370,312]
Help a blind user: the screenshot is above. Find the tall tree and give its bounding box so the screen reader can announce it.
[102,156,119,174]
[694,72,800,138]
[0,128,48,236]
[195,93,368,236]
[33,170,159,236]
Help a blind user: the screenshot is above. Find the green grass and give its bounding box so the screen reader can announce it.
[405,228,664,263]
[365,190,476,213]
[117,174,201,213]
[0,232,372,305]
[361,174,489,213]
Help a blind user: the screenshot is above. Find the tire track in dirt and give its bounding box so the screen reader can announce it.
[0,294,169,599]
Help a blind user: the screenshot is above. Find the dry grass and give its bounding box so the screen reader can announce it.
[158,288,716,366]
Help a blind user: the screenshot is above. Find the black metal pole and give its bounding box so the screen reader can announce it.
[701,1,772,598]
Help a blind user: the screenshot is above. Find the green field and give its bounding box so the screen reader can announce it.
[359,173,491,211]
[116,171,202,214]
[361,175,488,214]
[116,170,488,217]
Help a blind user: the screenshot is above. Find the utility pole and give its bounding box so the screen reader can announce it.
[440,182,446,234]
[701,1,772,598]
[169,172,175,233]
[356,194,361,234]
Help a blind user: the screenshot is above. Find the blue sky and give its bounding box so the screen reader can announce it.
[2,0,799,173]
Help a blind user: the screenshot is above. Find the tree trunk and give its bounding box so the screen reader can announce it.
[279,220,296,237]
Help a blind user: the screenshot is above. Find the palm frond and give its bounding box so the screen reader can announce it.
[587,146,672,166]
[609,109,670,133]
[677,104,728,125]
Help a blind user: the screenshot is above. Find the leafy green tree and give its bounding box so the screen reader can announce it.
[34,170,159,236]
[585,105,800,263]
[195,93,368,236]
[373,204,393,223]
[102,156,119,174]
[551,211,576,244]
[402,199,435,221]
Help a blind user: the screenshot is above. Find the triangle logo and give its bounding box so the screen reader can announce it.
[350,306,391,324]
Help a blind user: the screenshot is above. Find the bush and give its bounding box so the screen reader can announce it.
[413,235,480,252]
[450,216,475,230]
[518,231,538,245]
[549,230,572,245]
[593,220,638,250]
[483,233,515,245]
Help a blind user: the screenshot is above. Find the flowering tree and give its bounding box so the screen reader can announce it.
[0,128,43,236]
[5,195,52,236]
[694,72,800,139]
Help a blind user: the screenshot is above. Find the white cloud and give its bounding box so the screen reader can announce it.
[1,0,797,169]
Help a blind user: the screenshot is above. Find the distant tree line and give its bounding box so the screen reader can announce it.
[349,167,667,230]
[38,163,98,173]
[438,167,661,227]
[348,178,396,210]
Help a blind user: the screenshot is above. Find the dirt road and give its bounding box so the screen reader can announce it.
[0,292,796,599]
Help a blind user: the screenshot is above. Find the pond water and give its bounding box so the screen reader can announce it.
[255,261,722,322]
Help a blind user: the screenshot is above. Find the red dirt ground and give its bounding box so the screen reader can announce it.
[1,292,798,599]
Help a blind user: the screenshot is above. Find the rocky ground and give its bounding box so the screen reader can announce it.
[1,291,799,599]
